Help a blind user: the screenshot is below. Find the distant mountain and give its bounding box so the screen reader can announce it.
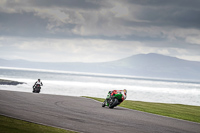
[109,53,200,80]
[1,53,200,80]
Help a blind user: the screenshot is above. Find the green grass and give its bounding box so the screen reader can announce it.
[0,115,77,133]
[85,96,200,123]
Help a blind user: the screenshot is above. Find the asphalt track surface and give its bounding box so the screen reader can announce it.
[0,90,200,133]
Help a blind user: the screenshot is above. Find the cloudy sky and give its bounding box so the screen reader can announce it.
[0,0,200,62]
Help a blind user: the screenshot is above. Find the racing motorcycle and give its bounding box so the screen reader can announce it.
[33,84,41,93]
[102,91,125,109]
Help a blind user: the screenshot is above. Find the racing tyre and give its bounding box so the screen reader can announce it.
[109,98,119,109]
[102,101,106,107]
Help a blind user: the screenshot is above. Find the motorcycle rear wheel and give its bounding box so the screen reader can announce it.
[109,98,119,109]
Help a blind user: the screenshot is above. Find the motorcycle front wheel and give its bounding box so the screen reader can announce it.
[102,101,106,107]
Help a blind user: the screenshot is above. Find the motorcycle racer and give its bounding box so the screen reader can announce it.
[33,79,43,87]
[33,79,43,93]
[103,89,127,107]
[111,89,127,100]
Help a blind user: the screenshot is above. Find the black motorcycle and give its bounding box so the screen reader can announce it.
[33,84,41,93]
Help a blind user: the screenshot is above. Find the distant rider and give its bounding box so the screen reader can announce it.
[33,79,43,92]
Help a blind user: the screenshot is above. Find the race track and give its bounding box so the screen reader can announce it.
[0,90,199,133]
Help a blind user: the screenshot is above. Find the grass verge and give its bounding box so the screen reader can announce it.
[0,115,77,133]
[84,96,200,123]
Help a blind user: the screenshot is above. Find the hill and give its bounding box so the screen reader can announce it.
[0,53,200,80]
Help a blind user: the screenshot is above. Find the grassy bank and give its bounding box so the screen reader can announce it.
[85,97,200,123]
[0,115,76,133]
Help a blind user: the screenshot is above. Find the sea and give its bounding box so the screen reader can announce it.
[0,67,200,106]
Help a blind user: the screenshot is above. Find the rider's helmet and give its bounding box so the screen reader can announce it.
[38,79,40,81]
[124,89,127,95]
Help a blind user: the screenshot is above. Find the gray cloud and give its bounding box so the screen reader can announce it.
[1,0,200,39]
[125,0,200,9]
[0,0,200,62]
[0,11,48,37]
[134,6,200,29]
[4,0,112,10]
